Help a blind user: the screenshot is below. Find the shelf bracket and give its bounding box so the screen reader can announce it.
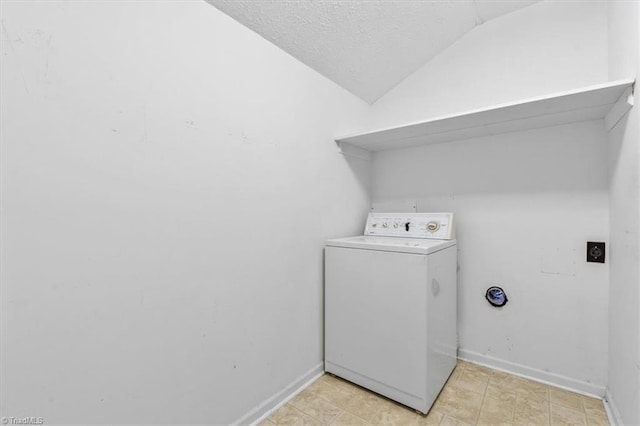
[605,84,634,131]
[336,141,372,161]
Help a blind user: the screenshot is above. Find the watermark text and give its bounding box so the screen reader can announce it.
[1,417,44,425]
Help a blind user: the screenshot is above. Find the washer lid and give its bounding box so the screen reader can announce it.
[325,236,456,255]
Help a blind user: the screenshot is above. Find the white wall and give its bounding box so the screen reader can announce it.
[606,2,640,424]
[371,1,608,128]
[371,1,610,394]
[0,2,370,424]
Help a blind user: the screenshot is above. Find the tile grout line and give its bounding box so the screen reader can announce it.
[313,377,348,426]
[289,389,326,424]
[290,403,319,425]
[308,375,350,425]
[437,361,466,426]
[354,412,374,426]
[582,396,593,426]
[453,362,468,425]
[326,407,342,426]
[320,375,381,426]
[342,402,375,426]
[547,388,552,426]
[474,366,490,426]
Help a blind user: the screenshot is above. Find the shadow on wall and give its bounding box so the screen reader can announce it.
[373,120,608,199]
[342,153,372,197]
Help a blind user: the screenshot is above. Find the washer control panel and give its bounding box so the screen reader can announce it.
[364,212,455,240]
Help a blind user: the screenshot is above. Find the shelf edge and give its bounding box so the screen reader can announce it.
[605,86,635,131]
[335,78,636,144]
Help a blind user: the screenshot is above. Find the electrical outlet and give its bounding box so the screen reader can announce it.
[587,242,605,263]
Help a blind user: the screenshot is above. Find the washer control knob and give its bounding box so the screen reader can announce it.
[426,221,440,232]
[382,223,388,228]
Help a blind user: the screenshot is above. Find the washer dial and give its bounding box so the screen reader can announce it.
[426,221,440,232]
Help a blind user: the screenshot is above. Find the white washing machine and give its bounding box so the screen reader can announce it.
[324,213,457,414]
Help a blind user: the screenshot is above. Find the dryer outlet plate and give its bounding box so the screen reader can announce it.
[586,242,605,263]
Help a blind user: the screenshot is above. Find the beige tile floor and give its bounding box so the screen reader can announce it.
[260,361,610,426]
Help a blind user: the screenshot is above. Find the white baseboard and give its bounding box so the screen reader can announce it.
[458,348,606,398]
[231,362,324,426]
[604,389,623,426]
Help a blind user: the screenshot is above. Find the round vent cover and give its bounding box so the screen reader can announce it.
[485,286,508,307]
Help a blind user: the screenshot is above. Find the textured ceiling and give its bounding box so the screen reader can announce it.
[207,0,540,103]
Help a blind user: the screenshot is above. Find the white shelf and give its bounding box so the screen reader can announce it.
[336,79,635,152]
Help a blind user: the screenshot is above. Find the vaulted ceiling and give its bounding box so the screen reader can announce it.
[207,0,540,103]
